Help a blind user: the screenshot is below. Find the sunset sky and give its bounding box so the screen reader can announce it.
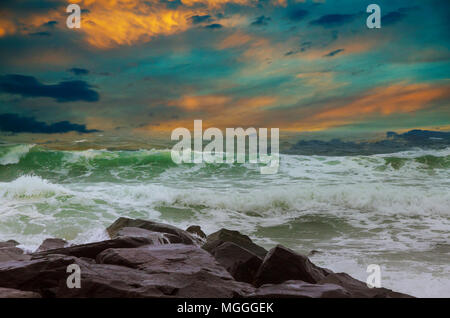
[0,0,449,140]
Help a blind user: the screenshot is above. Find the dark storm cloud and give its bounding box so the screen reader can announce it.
[310,14,356,27]
[0,113,99,134]
[251,15,271,26]
[0,0,61,12]
[205,23,223,29]
[382,11,406,26]
[68,68,90,76]
[287,9,309,21]
[190,15,213,24]
[0,74,99,102]
[28,32,52,37]
[324,49,344,57]
[42,20,58,28]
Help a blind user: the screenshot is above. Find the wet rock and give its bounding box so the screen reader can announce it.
[209,242,262,284]
[0,287,41,298]
[95,244,254,298]
[254,245,330,287]
[35,238,68,253]
[58,263,254,298]
[186,225,207,239]
[319,272,414,298]
[33,236,156,259]
[0,240,20,248]
[115,227,182,244]
[97,244,232,279]
[308,250,322,257]
[107,217,197,245]
[0,246,30,263]
[69,244,254,298]
[56,260,176,298]
[203,229,267,258]
[248,280,350,298]
[0,254,80,295]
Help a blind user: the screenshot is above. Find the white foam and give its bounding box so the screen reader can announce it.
[0,144,34,165]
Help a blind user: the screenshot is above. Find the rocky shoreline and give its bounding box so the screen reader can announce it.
[0,217,413,298]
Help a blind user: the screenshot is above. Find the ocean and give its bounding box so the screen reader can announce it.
[0,143,449,297]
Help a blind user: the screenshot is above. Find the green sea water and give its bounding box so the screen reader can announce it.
[0,143,449,297]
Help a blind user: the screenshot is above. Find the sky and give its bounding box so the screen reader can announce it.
[0,0,449,142]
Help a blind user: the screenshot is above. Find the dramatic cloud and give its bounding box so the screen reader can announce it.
[28,31,51,37]
[0,0,448,137]
[310,14,356,27]
[287,9,309,21]
[190,15,213,24]
[382,11,406,26]
[0,113,99,134]
[251,16,271,26]
[68,68,90,76]
[324,48,344,57]
[304,83,450,129]
[205,23,223,29]
[0,74,99,102]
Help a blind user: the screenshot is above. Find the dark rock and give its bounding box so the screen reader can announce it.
[0,254,80,295]
[0,240,20,248]
[186,225,207,239]
[97,244,231,279]
[56,261,174,298]
[248,280,350,298]
[95,244,254,298]
[0,253,169,298]
[308,250,321,256]
[58,264,254,298]
[115,227,182,244]
[33,236,155,259]
[319,272,414,298]
[209,242,262,284]
[35,238,68,253]
[0,246,31,262]
[254,245,330,287]
[203,229,267,258]
[0,287,41,298]
[107,217,197,245]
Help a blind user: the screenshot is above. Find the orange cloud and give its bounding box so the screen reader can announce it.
[312,83,450,121]
[217,32,253,49]
[0,18,16,37]
[280,82,450,132]
[168,95,232,111]
[136,82,450,134]
[0,0,261,48]
[142,94,278,132]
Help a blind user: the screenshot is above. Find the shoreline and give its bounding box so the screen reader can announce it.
[0,217,413,298]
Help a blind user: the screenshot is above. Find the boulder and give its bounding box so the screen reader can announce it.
[97,244,231,279]
[203,229,267,258]
[0,253,160,298]
[57,264,254,298]
[254,245,330,287]
[318,272,414,298]
[0,287,41,298]
[107,217,197,245]
[0,252,243,298]
[0,240,20,248]
[115,227,182,244]
[209,242,262,284]
[33,236,155,259]
[186,225,207,239]
[0,254,80,296]
[95,244,254,298]
[35,238,68,253]
[0,246,30,263]
[248,280,350,298]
